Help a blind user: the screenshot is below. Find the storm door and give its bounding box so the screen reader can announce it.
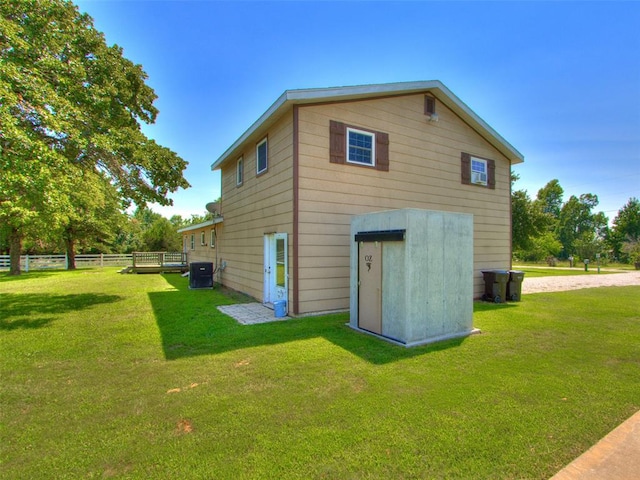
[263,233,288,306]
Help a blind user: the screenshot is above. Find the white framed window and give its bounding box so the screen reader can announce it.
[190,234,195,250]
[256,137,268,175]
[347,127,375,166]
[200,231,206,246]
[236,157,243,186]
[471,157,488,186]
[210,229,216,248]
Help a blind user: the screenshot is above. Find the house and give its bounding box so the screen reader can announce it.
[179,81,524,316]
[178,218,221,261]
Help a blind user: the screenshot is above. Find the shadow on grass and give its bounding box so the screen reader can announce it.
[151,274,471,365]
[473,301,519,312]
[0,271,59,283]
[0,292,123,330]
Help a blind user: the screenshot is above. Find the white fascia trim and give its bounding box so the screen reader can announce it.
[177,217,223,233]
[210,91,290,171]
[210,80,523,170]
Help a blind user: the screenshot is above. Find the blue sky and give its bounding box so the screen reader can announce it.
[76,0,640,223]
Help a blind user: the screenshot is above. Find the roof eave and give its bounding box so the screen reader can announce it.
[177,217,223,233]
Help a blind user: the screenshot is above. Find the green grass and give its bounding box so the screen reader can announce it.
[514,261,636,272]
[513,267,622,278]
[1,269,638,479]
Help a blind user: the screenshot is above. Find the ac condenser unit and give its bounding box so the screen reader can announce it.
[189,262,213,289]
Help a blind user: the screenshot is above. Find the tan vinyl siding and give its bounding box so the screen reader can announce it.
[296,94,511,313]
[181,229,217,265]
[217,113,294,302]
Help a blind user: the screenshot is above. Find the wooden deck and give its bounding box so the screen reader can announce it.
[132,252,188,274]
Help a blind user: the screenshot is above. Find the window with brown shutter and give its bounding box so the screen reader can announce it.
[461,152,496,189]
[329,120,389,171]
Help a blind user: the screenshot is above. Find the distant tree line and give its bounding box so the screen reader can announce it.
[0,207,211,259]
[512,175,640,266]
[117,209,211,254]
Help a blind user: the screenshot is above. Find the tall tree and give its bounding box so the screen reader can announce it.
[535,179,564,219]
[608,197,640,262]
[142,216,182,252]
[0,0,189,274]
[60,169,127,269]
[511,173,548,257]
[132,207,181,252]
[511,189,546,253]
[557,194,608,259]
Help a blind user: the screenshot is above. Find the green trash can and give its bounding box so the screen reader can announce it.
[481,270,509,303]
[507,270,525,301]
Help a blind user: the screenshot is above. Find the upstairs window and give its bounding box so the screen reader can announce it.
[210,229,216,248]
[471,158,487,186]
[236,157,243,186]
[329,120,389,171]
[461,152,495,189]
[200,231,206,246]
[347,127,375,166]
[190,234,195,250]
[256,137,268,175]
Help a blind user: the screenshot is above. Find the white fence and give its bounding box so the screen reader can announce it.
[0,254,133,272]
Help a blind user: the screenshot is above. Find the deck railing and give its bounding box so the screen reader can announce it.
[132,252,187,268]
[0,253,188,272]
[0,254,133,272]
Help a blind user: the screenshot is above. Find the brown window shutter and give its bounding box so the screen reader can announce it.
[329,120,346,164]
[425,95,436,116]
[487,159,496,189]
[461,152,471,184]
[376,131,389,171]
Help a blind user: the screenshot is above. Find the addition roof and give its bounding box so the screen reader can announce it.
[177,217,223,233]
[210,80,524,171]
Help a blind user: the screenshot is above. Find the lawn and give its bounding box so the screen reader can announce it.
[1,269,638,479]
[512,266,621,278]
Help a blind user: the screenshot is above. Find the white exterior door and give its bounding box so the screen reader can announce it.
[263,233,288,306]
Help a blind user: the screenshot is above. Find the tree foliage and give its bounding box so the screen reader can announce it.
[511,189,545,253]
[535,179,564,219]
[132,208,182,252]
[511,177,632,263]
[0,0,189,273]
[60,169,127,268]
[556,194,607,259]
[609,197,640,262]
[613,197,640,240]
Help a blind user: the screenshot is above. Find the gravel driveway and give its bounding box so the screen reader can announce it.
[522,269,640,294]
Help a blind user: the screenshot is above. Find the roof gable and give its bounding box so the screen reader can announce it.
[211,80,523,171]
